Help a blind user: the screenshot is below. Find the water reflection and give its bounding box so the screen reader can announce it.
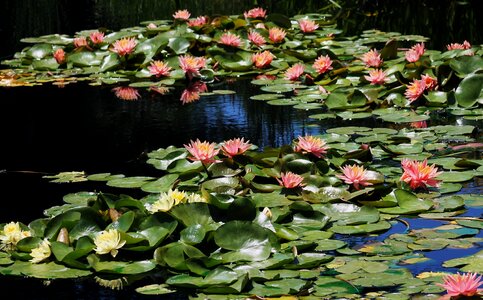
[0,79,321,175]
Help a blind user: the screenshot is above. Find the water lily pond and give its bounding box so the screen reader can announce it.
[0,3,482,300]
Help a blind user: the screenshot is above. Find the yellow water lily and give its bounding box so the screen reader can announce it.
[0,221,31,250]
[145,189,188,213]
[30,239,51,263]
[93,229,126,258]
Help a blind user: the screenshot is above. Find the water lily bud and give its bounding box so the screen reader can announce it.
[56,227,70,245]
[262,207,272,219]
[109,208,122,222]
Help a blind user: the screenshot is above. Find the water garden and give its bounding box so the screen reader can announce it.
[0,1,482,299]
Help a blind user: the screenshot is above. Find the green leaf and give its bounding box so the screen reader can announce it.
[141,174,179,193]
[455,73,483,108]
[379,189,433,214]
[168,37,191,55]
[214,221,273,262]
[449,55,483,77]
[25,43,53,59]
[266,13,292,28]
[0,261,91,279]
[99,53,120,72]
[89,258,157,274]
[67,51,102,67]
[106,176,155,188]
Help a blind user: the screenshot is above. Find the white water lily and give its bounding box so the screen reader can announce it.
[0,221,31,250]
[186,193,206,203]
[93,229,126,257]
[30,239,51,263]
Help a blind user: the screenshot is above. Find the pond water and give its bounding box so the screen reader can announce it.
[0,1,481,299]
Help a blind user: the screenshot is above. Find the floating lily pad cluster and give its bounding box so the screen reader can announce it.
[1,122,481,298]
[0,9,481,118]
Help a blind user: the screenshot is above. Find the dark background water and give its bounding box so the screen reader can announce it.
[0,1,481,299]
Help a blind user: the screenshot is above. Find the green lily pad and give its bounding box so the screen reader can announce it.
[379,189,433,214]
[141,174,179,193]
[436,171,475,183]
[136,284,176,295]
[455,73,483,108]
[442,250,483,273]
[89,257,157,274]
[106,176,155,188]
[314,276,360,297]
[214,221,274,262]
[0,261,91,279]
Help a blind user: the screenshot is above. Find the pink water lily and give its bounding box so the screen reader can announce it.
[184,139,220,164]
[364,69,388,85]
[294,135,329,158]
[298,19,319,33]
[73,36,89,49]
[405,49,421,62]
[219,32,242,47]
[404,79,426,102]
[179,55,207,78]
[252,51,273,68]
[400,159,442,190]
[248,30,266,46]
[284,63,305,81]
[173,9,190,20]
[313,55,333,74]
[244,7,266,19]
[412,42,425,56]
[447,40,471,50]
[268,27,286,43]
[221,138,252,158]
[361,49,383,68]
[188,16,208,27]
[148,60,172,77]
[336,164,373,190]
[404,73,438,102]
[277,172,305,189]
[89,31,105,44]
[436,272,482,297]
[112,37,137,56]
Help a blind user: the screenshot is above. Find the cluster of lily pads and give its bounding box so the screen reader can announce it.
[1,119,481,298]
[0,7,481,119]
